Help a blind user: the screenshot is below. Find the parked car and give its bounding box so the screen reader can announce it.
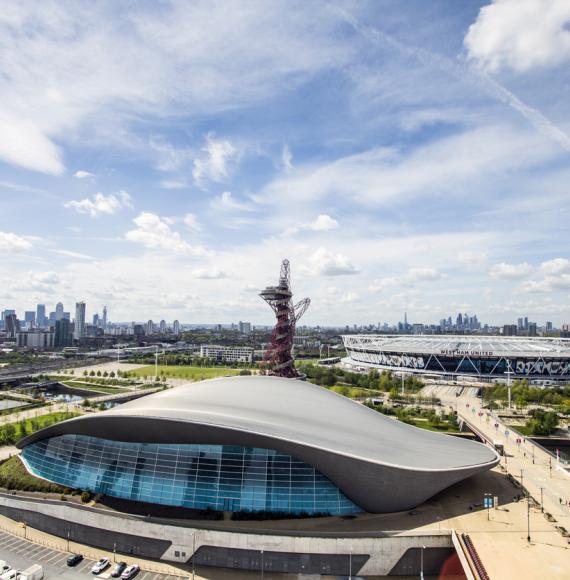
[91,558,110,575]
[0,562,10,574]
[111,562,127,578]
[0,569,20,580]
[67,554,83,567]
[121,564,139,580]
[18,564,43,580]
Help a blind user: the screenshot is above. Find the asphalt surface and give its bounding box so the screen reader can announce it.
[0,530,183,580]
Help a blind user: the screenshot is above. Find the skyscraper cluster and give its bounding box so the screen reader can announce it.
[439,313,481,332]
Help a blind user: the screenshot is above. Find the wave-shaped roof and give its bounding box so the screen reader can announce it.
[20,375,496,471]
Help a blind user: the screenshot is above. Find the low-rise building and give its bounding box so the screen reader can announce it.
[200,344,254,363]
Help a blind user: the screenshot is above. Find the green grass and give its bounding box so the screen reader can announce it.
[0,456,70,494]
[60,381,125,395]
[511,424,534,436]
[127,365,243,381]
[0,411,80,445]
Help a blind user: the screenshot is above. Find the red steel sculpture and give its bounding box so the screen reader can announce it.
[259,259,310,377]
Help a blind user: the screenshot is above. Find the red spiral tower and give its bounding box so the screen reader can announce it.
[259,259,310,378]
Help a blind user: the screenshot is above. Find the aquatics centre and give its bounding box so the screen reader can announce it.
[17,376,498,515]
[342,335,570,383]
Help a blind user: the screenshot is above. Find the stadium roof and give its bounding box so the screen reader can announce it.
[342,335,570,358]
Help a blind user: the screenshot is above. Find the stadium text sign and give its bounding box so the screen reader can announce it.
[440,349,494,356]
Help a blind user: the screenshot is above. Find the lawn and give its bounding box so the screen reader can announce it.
[0,456,70,494]
[126,365,243,381]
[0,411,80,445]
[60,381,126,395]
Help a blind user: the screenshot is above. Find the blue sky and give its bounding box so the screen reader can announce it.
[1,0,570,326]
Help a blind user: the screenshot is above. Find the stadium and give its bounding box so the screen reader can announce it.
[17,376,498,515]
[342,335,570,383]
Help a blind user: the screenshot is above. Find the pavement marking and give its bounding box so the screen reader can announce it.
[42,551,65,564]
[0,537,22,549]
[32,547,52,559]
[23,544,47,557]
[138,572,151,580]
[152,573,162,580]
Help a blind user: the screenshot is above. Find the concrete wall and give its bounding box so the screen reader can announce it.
[0,494,453,576]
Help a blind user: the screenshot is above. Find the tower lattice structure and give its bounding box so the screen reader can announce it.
[259,259,310,378]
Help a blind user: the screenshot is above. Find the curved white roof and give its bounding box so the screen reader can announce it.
[24,375,496,471]
[343,334,570,358]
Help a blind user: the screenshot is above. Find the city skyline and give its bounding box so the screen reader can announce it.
[1,1,570,325]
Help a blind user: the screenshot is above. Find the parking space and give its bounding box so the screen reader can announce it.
[0,530,185,580]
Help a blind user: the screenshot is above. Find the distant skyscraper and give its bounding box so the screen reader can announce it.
[102,305,108,330]
[54,319,72,347]
[238,321,251,334]
[55,302,64,321]
[24,311,36,328]
[159,319,166,333]
[4,313,20,337]
[93,313,100,327]
[173,320,180,335]
[74,302,86,340]
[146,319,154,334]
[36,304,46,328]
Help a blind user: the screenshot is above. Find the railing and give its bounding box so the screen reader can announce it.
[462,533,490,580]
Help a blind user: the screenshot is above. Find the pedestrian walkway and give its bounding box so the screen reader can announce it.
[458,401,570,535]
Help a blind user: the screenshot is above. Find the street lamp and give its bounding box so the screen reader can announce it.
[527,490,531,543]
[420,545,426,580]
[349,546,353,580]
[191,532,196,580]
[260,549,264,580]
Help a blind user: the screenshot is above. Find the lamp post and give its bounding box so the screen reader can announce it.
[349,546,353,580]
[540,488,544,513]
[260,549,264,580]
[527,490,531,543]
[67,529,70,552]
[420,545,425,580]
[154,345,159,381]
[192,532,196,580]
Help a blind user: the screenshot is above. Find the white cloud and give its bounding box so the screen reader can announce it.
[22,271,61,293]
[0,231,32,252]
[125,212,207,256]
[324,286,359,304]
[183,213,202,233]
[261,126,560,208]
[285,214,339,235]
[159,180,187,190]
[192,134,238,186]
[457,251,488,271]
[65,191,133,217]
[73,170,94,179]
[282,144,293,172]
[465,0,570,73]
[51,249,95,260]
[192,268,228,280]
[210,191,253,212]
[489,261,533,280]
[369,267,443,292]
[306,247,359,276]
[0,2,348,175]
[0,113,64,175]
[540,257,570,275]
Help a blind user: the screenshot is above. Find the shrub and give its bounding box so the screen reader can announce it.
[81,490,93,503]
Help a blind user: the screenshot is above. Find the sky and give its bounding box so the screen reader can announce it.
[1,0,570,327]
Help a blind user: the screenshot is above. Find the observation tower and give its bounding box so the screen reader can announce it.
[259,259,310,377]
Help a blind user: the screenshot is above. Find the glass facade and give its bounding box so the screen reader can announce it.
[22,434,361,515]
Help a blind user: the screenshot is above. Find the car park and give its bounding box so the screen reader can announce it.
[66,554,84,567]
[111,562,127,577]
[91,558,110,575]
[121,564,139,579]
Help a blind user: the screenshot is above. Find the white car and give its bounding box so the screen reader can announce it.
[121,564,139,580]
[91,558,110,575]
[0,562,10,574]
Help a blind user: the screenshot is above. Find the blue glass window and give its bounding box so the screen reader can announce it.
[22,435,361,516]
